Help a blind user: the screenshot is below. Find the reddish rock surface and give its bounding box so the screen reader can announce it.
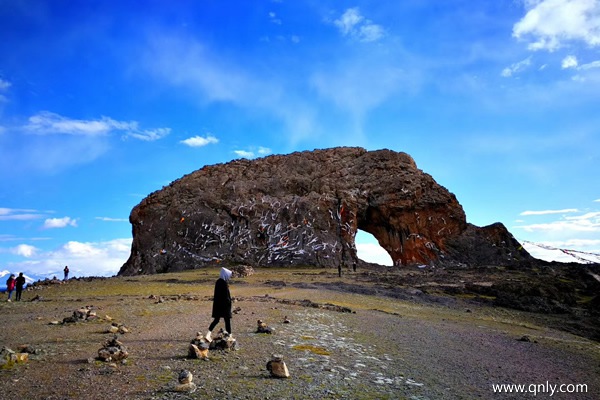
[119,147,530,275]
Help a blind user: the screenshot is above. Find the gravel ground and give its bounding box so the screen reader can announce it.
[0,272,599,400]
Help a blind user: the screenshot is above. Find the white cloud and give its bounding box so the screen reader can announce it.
[126,127,171,141]
[579,59,600,69]
[234,150,255,159]
[24,111,170,141]
[335,8,363,35]
[258,147,272,155]
[358,23,385,42]
[0,208,44,221]
[43,217,78,229]
[513,0,600,51]
[180,135,219,147]
[562,55,579,68]
[501,56,532,77]
[515,211,600,232]
[12,244,37,257]
[26,111,124,136]
[7,238,132,278]
[234,146,272,159]
[95,217,128,222]
[520,208,579,215]
[334,8,385,42]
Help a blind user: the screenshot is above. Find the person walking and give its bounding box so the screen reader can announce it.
[15,272,26,301]
[6,274,15,302]
[63,265,69,281]
[205,267,233,341]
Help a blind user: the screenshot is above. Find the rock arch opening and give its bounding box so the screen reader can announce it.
[355,229,393,266]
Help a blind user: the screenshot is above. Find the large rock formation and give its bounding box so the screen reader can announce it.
[119,147,530,275]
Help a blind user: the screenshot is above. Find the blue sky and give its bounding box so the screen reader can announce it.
[1,0,600,278]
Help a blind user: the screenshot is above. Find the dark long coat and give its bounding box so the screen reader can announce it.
[211,278,232,319]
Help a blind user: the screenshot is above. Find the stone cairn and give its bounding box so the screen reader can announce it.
[0,346,31,367]
[97,335,128,363]
[208,329,238,351]
[188,332,210,360]
[59,306,98,324]
[256,319,274,334]
[267,354,290,378]
[174,369,197,393]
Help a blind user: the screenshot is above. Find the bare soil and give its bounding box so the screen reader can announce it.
[1,267,599,399]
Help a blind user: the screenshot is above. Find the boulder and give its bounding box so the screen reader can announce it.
[119,147,531,275]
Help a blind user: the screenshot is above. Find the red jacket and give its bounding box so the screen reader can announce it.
[6,277,15,291]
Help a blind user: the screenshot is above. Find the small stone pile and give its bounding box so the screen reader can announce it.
[231,265,254,278]
[188,332,210,360]
[106,322,130,334]
[0,346,30,367]
[174,369,197,393]
[256,319,274,334]
[208,329,238,351]
[267,354,290,378]
[97,335,128,363]
[59,306,98,324]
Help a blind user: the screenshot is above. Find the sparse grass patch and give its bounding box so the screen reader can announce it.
[292,344,331,356]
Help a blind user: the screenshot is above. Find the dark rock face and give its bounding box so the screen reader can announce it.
[119,147,530,275]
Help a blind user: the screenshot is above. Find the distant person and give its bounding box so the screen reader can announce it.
[6,274,16,302]
[63,265,70,281]
[205,267,233,342]
[15,272,26,301]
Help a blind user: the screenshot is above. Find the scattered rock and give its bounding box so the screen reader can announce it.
[267,354,290,378]
[17,345,39,355]
[106,323,130,334]
[61,306,97,324]
[256,319,274,334]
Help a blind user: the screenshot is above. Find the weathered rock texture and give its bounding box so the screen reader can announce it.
[119,147,530,275]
